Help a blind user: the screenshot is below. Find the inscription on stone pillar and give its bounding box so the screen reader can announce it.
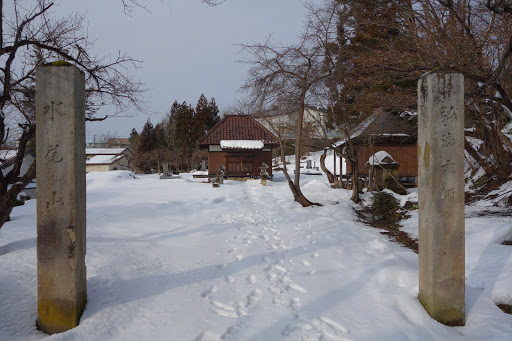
[418,72,465,326]
[36,64,86,334]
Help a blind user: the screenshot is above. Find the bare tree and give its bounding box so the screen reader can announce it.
[121,0,224,15]
[0,1,146,229]
[241,1,338,207]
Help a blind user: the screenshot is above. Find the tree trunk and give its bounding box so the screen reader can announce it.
[279,137,320,207]
[350,158,360,203]
[0,162,36,229]
[320,149,334,183]
[0,124,36,229]
[294,96,306,191]
[290,95,320,207]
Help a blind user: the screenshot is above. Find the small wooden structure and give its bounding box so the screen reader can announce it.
[336,110,417,184]
[366,151,407,195]
[198,115,279,178]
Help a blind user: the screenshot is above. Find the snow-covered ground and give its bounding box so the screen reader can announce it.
[1,170,512,340]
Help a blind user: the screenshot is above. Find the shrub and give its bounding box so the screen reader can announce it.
[370,192,406,224]
[14,195,31,207]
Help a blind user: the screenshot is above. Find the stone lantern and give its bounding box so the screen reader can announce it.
[260,162,269,186]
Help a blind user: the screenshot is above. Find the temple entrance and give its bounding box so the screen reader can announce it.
[227,152,255,176]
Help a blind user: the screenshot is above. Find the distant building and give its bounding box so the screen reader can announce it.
[85,148,134,173]
[85,137,131,149]
[198,115,279,178]
[257,105,329,142]
[107,137,131,148]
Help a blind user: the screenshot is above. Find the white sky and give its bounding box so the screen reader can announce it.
[52,0,309,142]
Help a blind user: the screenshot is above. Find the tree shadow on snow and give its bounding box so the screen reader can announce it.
[0,238,36,256]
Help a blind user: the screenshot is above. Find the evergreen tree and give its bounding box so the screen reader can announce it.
[138,119,156,154]
[332,0,417,118]
[128,128,140,154]
[206,97,220,129]
[194,94,220,139]
[129,128,139,141]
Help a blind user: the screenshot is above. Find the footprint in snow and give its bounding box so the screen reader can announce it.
[318,316,349,334]
[201,285,217,298]
[247,274,257,284]
[287,283,307,293]
[210,300,238,318]
[282,316,350,340]
[247,289,263,306]
[274,264,287,272]
[290,297,301,309]
[194,331,221,341]
[211,196,226,204]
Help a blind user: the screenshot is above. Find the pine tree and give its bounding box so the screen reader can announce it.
[128,128,140,154]
[138,119,156,154]
[206,97,220,129]
[194,94,220,139]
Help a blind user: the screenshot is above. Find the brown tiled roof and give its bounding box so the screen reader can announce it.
[364,111,417,137]
[336,110,417,147]
[199,114,279,147]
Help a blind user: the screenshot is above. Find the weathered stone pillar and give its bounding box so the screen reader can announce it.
[36,63,87,334]
[418,72,465,326]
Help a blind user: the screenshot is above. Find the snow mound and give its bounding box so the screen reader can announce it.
[302,179,331,192]
[86,170,138,187]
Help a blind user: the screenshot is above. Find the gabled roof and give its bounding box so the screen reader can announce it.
[86,148,133,156]
[199,114,279,147]
[86,154,126,165]
[335,110,417,147]
[107,138,131,145]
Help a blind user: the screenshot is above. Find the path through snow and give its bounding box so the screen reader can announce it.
[0,171,511,340]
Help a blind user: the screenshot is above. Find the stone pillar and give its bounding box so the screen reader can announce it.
[36,64,87,334]
[418,72,465,326]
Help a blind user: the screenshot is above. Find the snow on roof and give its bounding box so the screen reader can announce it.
[220,140,264,149]
[86,154,125,165]
[367,151,397,165]
[86,148,127,155]
[333,114,377,147]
